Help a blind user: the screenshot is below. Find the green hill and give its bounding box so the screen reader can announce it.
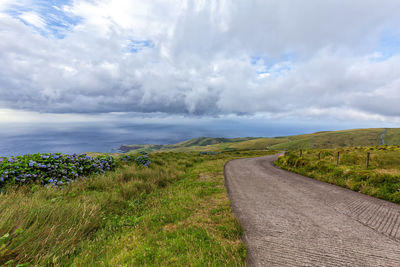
[121,128,400,153]
[165,137,258,148]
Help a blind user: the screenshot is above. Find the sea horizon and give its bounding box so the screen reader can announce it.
[0,120,394,157]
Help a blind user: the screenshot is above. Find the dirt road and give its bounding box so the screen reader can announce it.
[225,155,400,266]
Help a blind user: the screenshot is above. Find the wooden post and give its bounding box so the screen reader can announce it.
[336,152,340,166]
[366,152,370,169]
[300,150,302,157]
[318,152,321,160]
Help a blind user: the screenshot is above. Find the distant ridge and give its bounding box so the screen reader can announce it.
[119,128,400,153]
[167,137,258,148]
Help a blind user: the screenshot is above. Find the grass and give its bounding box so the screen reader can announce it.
[119,128,400,154]
[275,146,400,204]
[3,127,400,265]
[0,150,275,266]
[270,128,385,150]
[167,137,257,148]
[383,128,400,145]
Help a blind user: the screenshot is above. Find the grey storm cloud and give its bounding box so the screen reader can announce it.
[1,0,400,121]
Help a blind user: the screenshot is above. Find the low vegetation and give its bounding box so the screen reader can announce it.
[0,150,274,266]
[275,146,400,204]
[120,128,400,153]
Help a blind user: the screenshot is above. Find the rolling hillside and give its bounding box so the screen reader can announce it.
[120,128,400,153]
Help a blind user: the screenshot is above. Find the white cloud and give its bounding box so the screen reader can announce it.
[19,11,46,29]
[0,0,400,123]
[0,0,12,11]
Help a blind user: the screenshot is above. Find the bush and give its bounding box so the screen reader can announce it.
[199,151,220,155]
[0,153,115,188]
[119,153,151,167]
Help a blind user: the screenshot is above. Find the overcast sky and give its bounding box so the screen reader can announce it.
[1,0,400,127]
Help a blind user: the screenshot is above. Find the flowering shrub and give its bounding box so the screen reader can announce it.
[0,153,116,188]
[120,152,151,167]
[134,155,151,167]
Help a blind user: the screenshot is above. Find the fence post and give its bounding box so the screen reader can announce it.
[300,150,302,157]
[366,152,370,169]
[318,152,321,160]
[336,152,340,166]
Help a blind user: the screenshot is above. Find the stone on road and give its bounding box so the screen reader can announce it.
[224,155,400,266]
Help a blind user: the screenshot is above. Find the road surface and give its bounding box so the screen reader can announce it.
[224,155,400,266]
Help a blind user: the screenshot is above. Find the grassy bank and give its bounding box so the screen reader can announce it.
[275,146,400,204]
[119,128,400,153]
[0,150,274,266]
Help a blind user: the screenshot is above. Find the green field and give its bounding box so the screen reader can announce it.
[2,127,400,265]
[120,128,400,153]
[276,146,400,204]
[0,150,274,266]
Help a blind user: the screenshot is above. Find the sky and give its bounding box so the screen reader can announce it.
[1,0,400,141]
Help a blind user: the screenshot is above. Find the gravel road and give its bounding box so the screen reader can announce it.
[224,155,400,266]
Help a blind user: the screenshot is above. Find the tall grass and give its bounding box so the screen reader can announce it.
[0,150,274,266]
[276,146,400,204]
[0,153,185,265]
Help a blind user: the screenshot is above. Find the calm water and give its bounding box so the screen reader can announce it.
[0,120,388,156]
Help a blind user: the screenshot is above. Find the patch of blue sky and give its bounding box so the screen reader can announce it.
[251,52,296,76]
[251,52,297,65]
[125,40,154,53]
[4,0,81,38]
[371,30,400,62]
[250,55,264,65]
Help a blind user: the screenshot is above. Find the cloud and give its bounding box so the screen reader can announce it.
[19,11,46,28]
[0,0,400,123]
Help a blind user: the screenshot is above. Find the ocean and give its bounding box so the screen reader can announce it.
[0,119,383,156]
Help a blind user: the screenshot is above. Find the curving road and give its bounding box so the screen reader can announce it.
[225,155,400,266]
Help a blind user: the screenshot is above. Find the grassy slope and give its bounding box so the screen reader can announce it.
[276,146,400,204]
[120,137,260,154]
[165,137,257,148]
[270,128,385,150]
[157,137,290,153]
[120,128,397,154]
[383,128,400,145]
[0,150,274,266]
